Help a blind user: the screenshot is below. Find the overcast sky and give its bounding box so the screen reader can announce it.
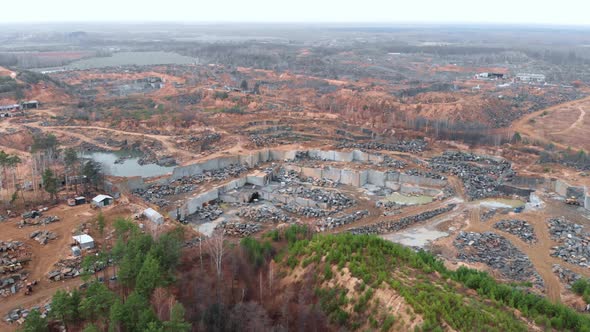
[4,0,590,25]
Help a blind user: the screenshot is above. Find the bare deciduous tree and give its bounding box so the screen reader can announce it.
[206,229,226,281]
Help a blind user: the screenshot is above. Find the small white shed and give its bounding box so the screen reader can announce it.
[72,234,95,250]
[92,195,113,208]
[143,208,164,225]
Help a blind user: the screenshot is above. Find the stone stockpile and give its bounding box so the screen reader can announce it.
[548,217,590,268]
[0,272,29,298]
[337,139,428,153]
[317,210,369,231]
[47,257,83,281]
[348,204,456,235]
[429,151,514,199]
[0,241,30,275]
[217,221,261,237]
[454,232,544,288]
[238,205,295,223]
[29,230,58,245]
[493,220,537,243]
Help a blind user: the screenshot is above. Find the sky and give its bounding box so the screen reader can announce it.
[3,0,590,26]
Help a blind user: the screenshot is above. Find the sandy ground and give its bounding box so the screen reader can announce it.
[513,95,590,151]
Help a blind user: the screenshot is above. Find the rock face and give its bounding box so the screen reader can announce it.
[428,151,514,200]
[317,210,369,231]
[548,217,590,268]
[454,231,544,288]
[493,219,537,243]
[348,204,456,235]
[337,139,428,153]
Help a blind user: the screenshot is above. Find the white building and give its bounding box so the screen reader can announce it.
[516,73,545,83]
[72,234,95,250]
[92,194,113,208]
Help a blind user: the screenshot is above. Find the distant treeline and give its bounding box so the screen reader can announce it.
[405,117,511,146]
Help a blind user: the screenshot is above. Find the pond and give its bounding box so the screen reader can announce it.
[479,198,525,209]
[80,151,175,178]
[380,192,433,206]
[37,51,198,72]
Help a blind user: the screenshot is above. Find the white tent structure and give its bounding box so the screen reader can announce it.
[143,208,164,225]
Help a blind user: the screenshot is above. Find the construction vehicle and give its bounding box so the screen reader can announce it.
[24,283,33,295]
[565,196,581,206]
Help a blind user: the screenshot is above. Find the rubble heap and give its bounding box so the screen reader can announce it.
[47,257,83,281]
[552,264,586,288]
[19,215,60,227]
[493,220,537,243]
[281,204,332,218]
[286,186,354,209]
[274,167,338,187]
[404,169,446,180]
[348,204,456,235]
[29,230,58,245]
[134,163,250,206]
[185,204,223,223]
[380,156,407,169]
[454,232,544,288]
[238,205,295,223]
[317,210,369,231]
[548,217,590,268]
[0,272,29,297]
[249,135,277,147]
[337,139,428,153]
[217,221,261,237]
[429,151,514,199]
[5,302,52,325]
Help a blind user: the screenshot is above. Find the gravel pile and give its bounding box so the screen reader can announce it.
[429,151,514,199]
[493,220,537,243]
[454,231,544,288]
[317,210,369,231]
[548,217,590,267]
[348,204,456,235]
